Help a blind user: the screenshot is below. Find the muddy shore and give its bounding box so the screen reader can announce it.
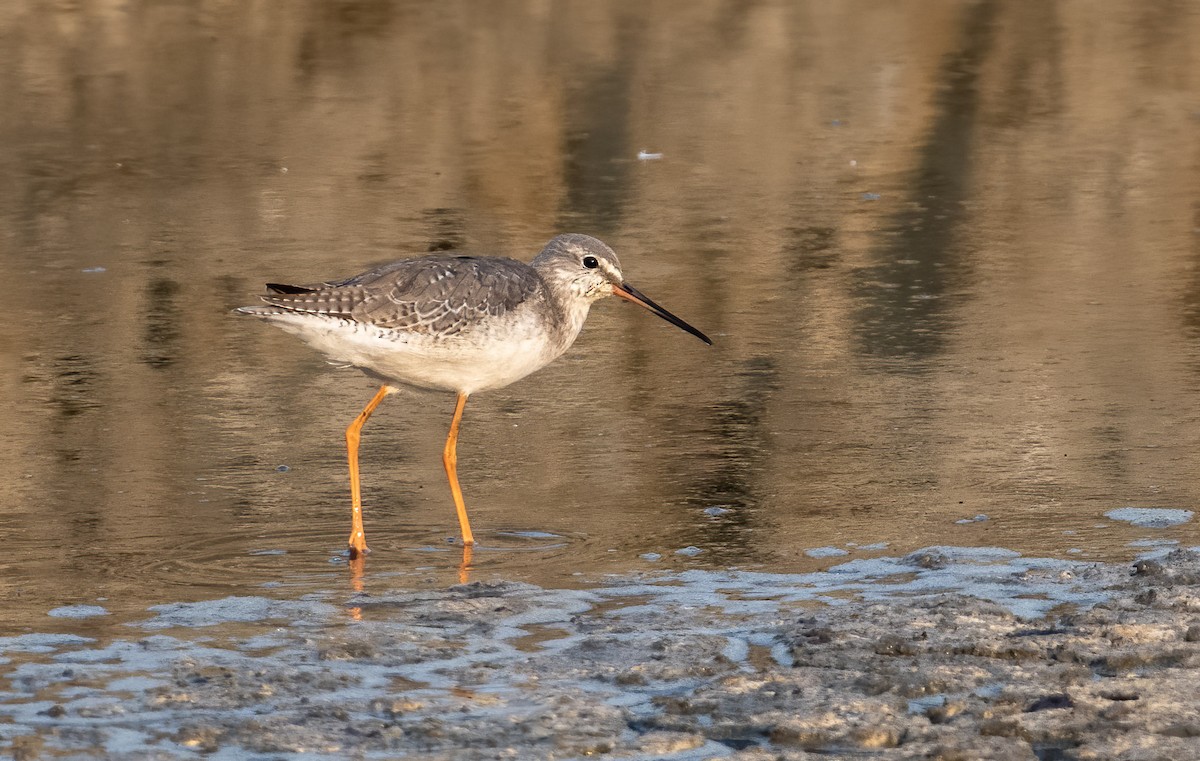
[3,546,1200,760]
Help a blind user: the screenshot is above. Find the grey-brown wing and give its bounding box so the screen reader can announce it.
[354,256,541,334]
[257,256,542,336]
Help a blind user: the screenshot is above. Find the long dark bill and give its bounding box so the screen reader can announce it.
[613,283,713,345]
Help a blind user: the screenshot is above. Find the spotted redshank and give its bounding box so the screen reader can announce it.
[238,233,710,558]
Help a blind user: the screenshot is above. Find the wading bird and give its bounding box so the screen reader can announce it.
[238,234,711,559]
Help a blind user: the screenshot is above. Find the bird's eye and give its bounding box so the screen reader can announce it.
[582,256,599,269]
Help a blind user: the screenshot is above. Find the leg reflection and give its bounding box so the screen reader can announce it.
[347,553,366,620]
[344,540,472,618]
[458,543,473,584]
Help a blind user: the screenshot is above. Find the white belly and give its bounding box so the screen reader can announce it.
[263,309,583,394]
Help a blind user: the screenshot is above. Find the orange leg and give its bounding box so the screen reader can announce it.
[345,385,394,558]
[442,392,475,546]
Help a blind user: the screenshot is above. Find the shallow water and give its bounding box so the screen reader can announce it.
[3,0,1200,636]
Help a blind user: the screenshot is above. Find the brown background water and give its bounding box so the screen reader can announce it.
[2,0,1200,632]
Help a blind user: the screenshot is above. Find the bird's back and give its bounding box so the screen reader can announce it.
[246,255,538,331]
[237,254,577,393]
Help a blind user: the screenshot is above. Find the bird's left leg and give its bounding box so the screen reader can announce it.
[345,385,395,558]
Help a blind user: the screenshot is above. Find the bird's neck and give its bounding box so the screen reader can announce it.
[533,259,594,355]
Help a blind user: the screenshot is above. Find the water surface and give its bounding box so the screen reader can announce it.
[3,0,1200,635]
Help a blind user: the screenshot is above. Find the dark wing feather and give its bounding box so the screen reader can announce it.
[265,282,318,295]
[256,256,541,336]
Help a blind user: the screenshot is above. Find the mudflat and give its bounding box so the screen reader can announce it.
[3,546,1199,760]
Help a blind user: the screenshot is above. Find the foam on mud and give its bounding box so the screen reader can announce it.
[3,546,1199,760]
[1105,507,1194,527]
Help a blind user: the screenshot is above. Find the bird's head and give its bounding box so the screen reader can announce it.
[533,233,624,301]
[533,234,711,345]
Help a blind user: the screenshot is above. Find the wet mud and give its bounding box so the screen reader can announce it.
[4,547,1200,759]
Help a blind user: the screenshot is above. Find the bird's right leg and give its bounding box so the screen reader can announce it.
[345,385,394,558]
[442,392,476,547]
